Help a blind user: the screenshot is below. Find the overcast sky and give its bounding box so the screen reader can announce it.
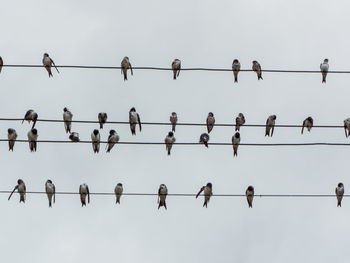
[1,0,350,262]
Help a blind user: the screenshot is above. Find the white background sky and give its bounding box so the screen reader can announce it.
[1,0,350,262]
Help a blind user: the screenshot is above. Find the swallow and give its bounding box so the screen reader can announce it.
[91,129,100,153]
[252,61,263,80]
[235,113,245,131]
[196,183,213,208]
[106,129,120,152]
[301,117,313,134]
[335,183,344,207]
[199,133,210,148]
[0,56,3,73]
[79,184,90,207]
[8,179,26,203]
[22,109,38,129]
[114,183,123,204]
[7,128,17,151]
[344,118,350,138]
[45,180,56,207]
[121,56,133,81]
[172,59,181,80]
[165,131,176,155]
[320,59,329,83]
[170,112,178,132]
[27,128,38,152]
[232,132,240,157]
[42,53,59,77]
[69,132,80,142]
[265,115,277,137]
[98,112,108,129]
[206,112,215,133]
[158,184,168,210]
[63,107,73,133]
[246,186,255,208]
[232,59,241,83]
[129,107,141,135]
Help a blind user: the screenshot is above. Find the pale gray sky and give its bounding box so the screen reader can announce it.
[1,0,350,262]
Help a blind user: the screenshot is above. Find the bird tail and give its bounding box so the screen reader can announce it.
[173,70,177,80]
[158,200,166,209]
[167,148,171,155]
[204,141,208,148]
[100,123,103,129]
[123,70,127,81]
[116,196,120,204]
[337,200,341,207]
[20,195,25,203]
[322,73,327,83]
[203,201,207,208]
[234,72,238,82]
[172,124,176,132]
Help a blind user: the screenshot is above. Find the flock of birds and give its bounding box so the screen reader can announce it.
[0,54,331,83]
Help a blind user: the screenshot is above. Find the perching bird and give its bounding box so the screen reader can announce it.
[335,183,344,207]
[158,184,168,210]
[8,179,26,203]
[301,117,313,134]
[320,59,329,83]
[98,112,108,129]
[45,180,55,208]
[165,132,176,155]
[91,129,100,153]
[265,115,277,137]
[252,61,263,80]
[129,107,141,135]
[196,183,213,208]
[246,186,255,208]
[42,53,59,77]
[7,128,17,151]
[0,56,3,73]
[114,183,123,204]
[22,109,38,129]
[170,112,178,132]
[63,107,73,133]
[235,113,245,131]
[27,128,38,152]
[232,59,241,83]
[69,132,80,142]
[199,133,210,148]
[206,112,215,133]
[232,132,240,157]
[106,129,120,152]
[171,59,181,80]
[79,184,90,207]
[344,118,350,138]
[121,56,133,81]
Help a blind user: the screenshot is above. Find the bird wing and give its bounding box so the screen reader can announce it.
[137,114,142,131]
[87,186,90,203]
[53,184,56,203]
[8,186,18,200]
[196,186,205,199]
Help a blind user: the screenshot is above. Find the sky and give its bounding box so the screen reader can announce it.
[1,0,350,262]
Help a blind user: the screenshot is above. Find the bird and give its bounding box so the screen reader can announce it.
[129,107,141,135]
[98,113,108,129]
[196,183,213,208]
[114,183,123,204]
[22,109,38,129]
[265,115,277,137]
[171,59,181,80]
[79,184,90,207]
[0,56,3,73]
[335,183,344,207]
[344,118,350,138]
[235,113,245,131]
[206,112,215,133]
[106,129,120,152]
[69,132,80,142]
[170,112,178,132]
[199,133,210,148]
[42,53,59,77]
[320,59,329,83]
[158,184,168,210]
[301,117,313,134]
[63,107,73,133]
[232,132,240,157]
[165,131,176,155]
[8,179,26,203]
[91,129,100,153]
[232,59,241,82]
[252,61,263,80]
[27,128,38,152]
[7,128,17,151]
[246,186,255,208]
[45,180,55,207]
[121,57,133,81]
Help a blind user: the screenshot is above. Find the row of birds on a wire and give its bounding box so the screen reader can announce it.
[0,54,331,83]
[6,180,346,209]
